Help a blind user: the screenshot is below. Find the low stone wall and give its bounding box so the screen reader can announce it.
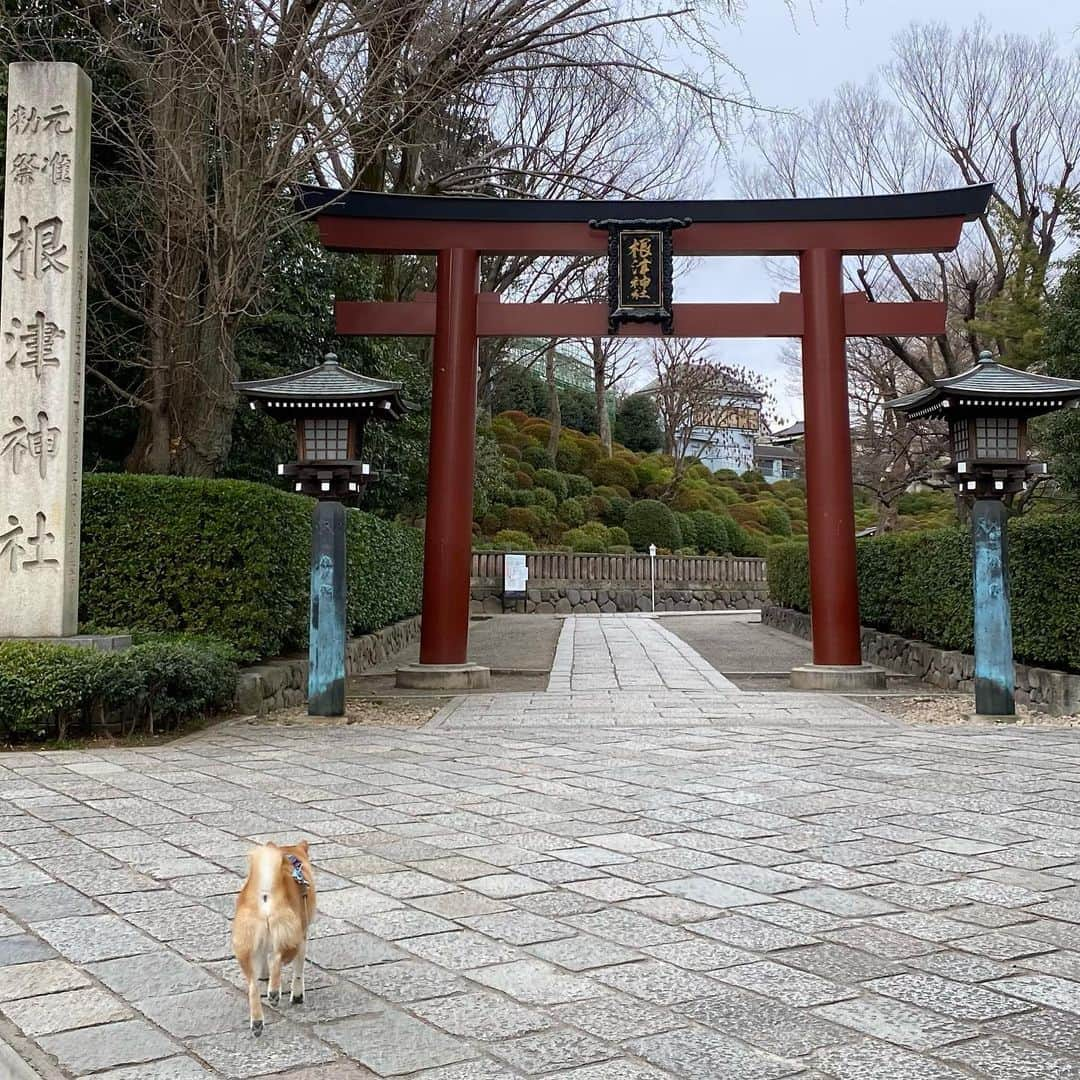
[473,584,767,615]
[762,604,1080,715]
[234,615,421,716]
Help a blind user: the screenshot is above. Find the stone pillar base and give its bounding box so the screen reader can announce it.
[4,634,132,652]
[790,663,886,691]
[396,663,492,690]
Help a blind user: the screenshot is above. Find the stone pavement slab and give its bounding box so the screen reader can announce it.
[8,623,1080,1076]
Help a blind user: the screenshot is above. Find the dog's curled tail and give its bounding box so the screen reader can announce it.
[250,844,284,913]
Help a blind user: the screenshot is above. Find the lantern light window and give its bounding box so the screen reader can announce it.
[304,417,350,460]
[975,416,1019,458]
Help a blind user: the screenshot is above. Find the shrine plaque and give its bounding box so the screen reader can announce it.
[592,217,687,335]
[0,63,91,637]
[618,229,663,309]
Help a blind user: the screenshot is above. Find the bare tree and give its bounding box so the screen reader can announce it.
[740,20,1080,381]
[5,0,748,475]
[644,338,775,478]
[739,20,1080,518]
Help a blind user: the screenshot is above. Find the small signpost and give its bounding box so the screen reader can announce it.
[503,552,528,610]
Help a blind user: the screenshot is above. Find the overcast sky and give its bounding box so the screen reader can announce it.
[668,0,1079,425]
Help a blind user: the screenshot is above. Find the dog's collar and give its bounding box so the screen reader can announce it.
[285,854,309,893]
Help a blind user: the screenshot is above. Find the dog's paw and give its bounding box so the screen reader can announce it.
[290,993,304,1005]
[251,1019,264,1037]
[267,989,280,1006]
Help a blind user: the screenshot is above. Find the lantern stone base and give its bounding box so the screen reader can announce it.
[4,634,132,652]
[396,662,492,690]
[790,663,887,691]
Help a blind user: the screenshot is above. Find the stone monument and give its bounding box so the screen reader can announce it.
[0,63,90,638]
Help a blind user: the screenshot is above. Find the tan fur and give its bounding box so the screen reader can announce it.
[232,840,316,1035]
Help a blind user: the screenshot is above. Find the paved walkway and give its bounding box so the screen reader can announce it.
[5,617,1080,1078]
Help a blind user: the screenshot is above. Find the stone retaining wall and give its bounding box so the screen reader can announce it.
[472,584,767,615]
[762,604,1080,715]
[234,615,421,716]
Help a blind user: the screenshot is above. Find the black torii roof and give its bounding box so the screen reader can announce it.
[235,354,408,418]
[887,352,1080,420]
[296,184,993,225]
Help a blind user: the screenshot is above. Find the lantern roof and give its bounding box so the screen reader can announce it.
[886,352,1080,420]
[235,354,407,418]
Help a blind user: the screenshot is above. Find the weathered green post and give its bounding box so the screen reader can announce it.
[888,351,1080,716]
[235,354,407,716]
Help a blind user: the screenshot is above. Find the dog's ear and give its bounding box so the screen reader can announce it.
[298,840,310,855]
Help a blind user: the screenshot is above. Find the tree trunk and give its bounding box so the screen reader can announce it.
[592,337,612,457]
[545,339,561,460]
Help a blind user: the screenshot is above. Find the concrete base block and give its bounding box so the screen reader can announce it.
[396,663,492,690]
[970,712,1018,724]
[5,634,132,652]
[790,663,887,691]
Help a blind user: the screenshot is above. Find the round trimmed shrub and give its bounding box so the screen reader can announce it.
[560,527,601,553]
[558,497,588,528]
[603,495,630,526]
[533,469,569,502]
[492,529,535,551]
[506,507,542,535]
[513,470,534,489]
[587,494,612,521]
[624,500,682,552]
[555,440,583,473]
[522,446,555,471]
[675,512,698,550]
[531,486,558,511]
[589,457,639,492]
[501,445,522,462]
[690,510,731,554]
[607,526,630,548]
[761,504,793,536]
[565,474,593,498]
[481,504,509,534]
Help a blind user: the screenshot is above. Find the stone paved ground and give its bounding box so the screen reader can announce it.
[5,617,1080,1077]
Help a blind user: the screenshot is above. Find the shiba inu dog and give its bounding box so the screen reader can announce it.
[232,840,316,1035]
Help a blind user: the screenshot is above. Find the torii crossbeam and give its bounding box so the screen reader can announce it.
[300,184,992,690]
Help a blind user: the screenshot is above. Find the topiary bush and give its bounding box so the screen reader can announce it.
[564,474,593,498]
[492,529,535,551]
[602,496,630,526]
[761,504,793,537]
[623,500,682,552]
[522,445,556,471]
[690,510,731,555]
[675,512,698,550]
[531,486,558,511]
[558,497,588,528]
[560,527,602,552]
[533,469,569,502]
[506,506,543,536]
[589,457,639,492]
[80,475,422,663]
[513,470,534,489]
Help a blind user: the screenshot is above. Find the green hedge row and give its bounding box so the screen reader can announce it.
[767,513,1080,672]
[0,634,237,742]
[81,475,423,662]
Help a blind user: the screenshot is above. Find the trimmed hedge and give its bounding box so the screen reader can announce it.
[767,513,1080,672]
[81,475,423,662]
[0,634,237,742]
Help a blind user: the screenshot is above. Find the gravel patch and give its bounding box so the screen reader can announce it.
[873,694,1080,727]
[241,698,441,728]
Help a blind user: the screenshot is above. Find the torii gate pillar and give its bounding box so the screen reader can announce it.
[396,248,492,690]
[791,248,885,691]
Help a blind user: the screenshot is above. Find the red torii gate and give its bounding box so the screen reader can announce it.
[300,184,991,689]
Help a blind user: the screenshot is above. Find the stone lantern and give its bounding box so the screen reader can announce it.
[236,353,407,505]
[236,353,407,716]
[888,351,1080,716]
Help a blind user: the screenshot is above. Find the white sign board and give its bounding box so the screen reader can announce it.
[0,63,90,637]
[503,553,528,595]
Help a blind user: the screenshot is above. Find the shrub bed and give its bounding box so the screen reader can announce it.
[767,513,1080,672]
[81,475,423,662]
[0,634,237,743]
